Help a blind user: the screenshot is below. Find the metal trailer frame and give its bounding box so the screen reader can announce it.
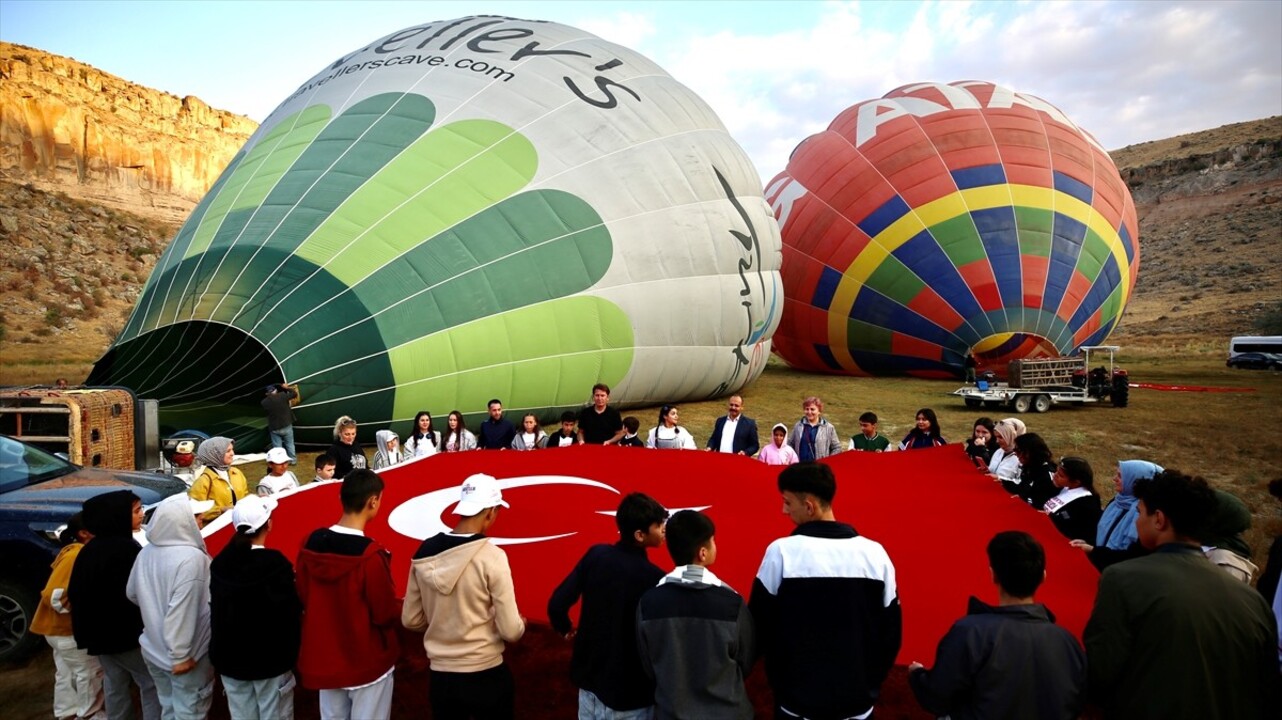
[950,346,1121,413]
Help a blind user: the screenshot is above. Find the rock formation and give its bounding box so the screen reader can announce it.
[0,42,258,224]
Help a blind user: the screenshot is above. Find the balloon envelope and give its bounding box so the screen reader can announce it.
[89,16,782,447]
[766,81,1138,377]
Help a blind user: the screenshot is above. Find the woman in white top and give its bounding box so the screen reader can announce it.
[442,410,477,452]
[986,419,1023,482]
[405,411,438,459]
[510,413,548,450]
[646,405,696,449]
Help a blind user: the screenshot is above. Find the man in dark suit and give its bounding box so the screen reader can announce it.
[705,395,760,457]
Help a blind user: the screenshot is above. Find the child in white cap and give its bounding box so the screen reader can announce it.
[210,495,302,720]
[257,447,300,497]
[402,473,526,718]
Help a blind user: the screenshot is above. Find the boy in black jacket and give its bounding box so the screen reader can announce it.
[68,490,161,720]
[211,495,302,720]
[548,493,668,717]
[637,510,755,719]
[908,531,1086,720]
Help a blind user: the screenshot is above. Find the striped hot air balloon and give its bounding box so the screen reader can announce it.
[766,81,1139,377]
[89,16,782,448]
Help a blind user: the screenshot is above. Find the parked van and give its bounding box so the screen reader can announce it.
[1227,335,1281,369]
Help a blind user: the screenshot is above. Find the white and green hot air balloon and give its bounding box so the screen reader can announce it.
[89,16,783,447]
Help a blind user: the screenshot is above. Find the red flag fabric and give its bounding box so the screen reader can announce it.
[204,445,1098,665]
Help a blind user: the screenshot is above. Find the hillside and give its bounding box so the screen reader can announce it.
[1108,116,1282,347]
[0,42,257,223]
[0,44,1279,382]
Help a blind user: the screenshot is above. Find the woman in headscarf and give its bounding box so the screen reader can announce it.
[985,420,1023,483]
[188,437,247,523]
[1069,459,1163,570]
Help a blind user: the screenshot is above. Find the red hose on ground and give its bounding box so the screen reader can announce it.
[1129,382,1255,393]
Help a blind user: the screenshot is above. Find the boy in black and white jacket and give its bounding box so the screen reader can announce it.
[749,463,902,720]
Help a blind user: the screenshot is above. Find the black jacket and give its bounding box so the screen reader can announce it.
[326,440,366,479]
[1003,460,1057,509]
[637,566,756,719]
[210,541,302,680]
[548,541,664,711]
[909,598,1085,720]
[68,490,144,655]
[1047,494,1102,543]
[706,415,760,456]
[749,521,902,719]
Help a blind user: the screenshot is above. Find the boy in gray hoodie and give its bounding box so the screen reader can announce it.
[126,493,214,719]
[402,473,526,719]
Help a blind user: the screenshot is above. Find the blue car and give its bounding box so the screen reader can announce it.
[1226,352,1282,370]
[0,434,186,663]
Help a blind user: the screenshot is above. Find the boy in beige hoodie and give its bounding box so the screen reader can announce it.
[402,473,526,719]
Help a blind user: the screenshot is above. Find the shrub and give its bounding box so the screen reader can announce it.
[1253,301,1282,334]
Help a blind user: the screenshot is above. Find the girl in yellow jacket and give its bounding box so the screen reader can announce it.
[189,437,248,523]
[32,512,105,720]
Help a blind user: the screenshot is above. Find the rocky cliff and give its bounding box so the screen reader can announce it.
[1108,116,1282,344]
[0,42,257,224]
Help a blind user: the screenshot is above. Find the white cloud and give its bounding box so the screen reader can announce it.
[576,10,658,50]
[628,0,1281,180]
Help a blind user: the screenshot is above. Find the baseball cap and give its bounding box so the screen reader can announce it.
[265,384,278,393]
[265,447,290,464]
[188,498,215,516]
[231,495,277,533]
[452,473,510,516]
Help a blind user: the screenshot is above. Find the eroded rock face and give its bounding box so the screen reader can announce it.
[0,42,258,223]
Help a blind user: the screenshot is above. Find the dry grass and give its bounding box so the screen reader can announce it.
[651,351,1282,572]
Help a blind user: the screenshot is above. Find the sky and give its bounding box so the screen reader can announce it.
[2,0,1279,181]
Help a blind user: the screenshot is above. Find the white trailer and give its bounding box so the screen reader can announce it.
[951,346,1128,413]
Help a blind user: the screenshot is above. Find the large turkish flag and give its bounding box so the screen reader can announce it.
[204,445,1098,665]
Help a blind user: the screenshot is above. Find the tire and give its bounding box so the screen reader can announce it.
[1033,394,1052,413]
[0,578,41,665]
[1112,378,1130,408]
[1012,394,1032,413]
[964,397,982,408]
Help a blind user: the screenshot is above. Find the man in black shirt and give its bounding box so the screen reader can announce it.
[261,383,298,464]
[476,399,517,450]
[577,383,624,445]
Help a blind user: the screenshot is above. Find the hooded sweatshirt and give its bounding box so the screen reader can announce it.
[210,538,301,680]
[69,490,144,655]
[31,542,84,637]
[126,494,212,669]
[296,527,401,689]
[403,533,525,672]
[371,429,402,470]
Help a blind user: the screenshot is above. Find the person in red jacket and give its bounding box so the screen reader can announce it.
[296,469,401,720]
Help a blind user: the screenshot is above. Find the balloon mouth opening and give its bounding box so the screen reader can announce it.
[89,321,282,447]
[971,334,1059,375]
